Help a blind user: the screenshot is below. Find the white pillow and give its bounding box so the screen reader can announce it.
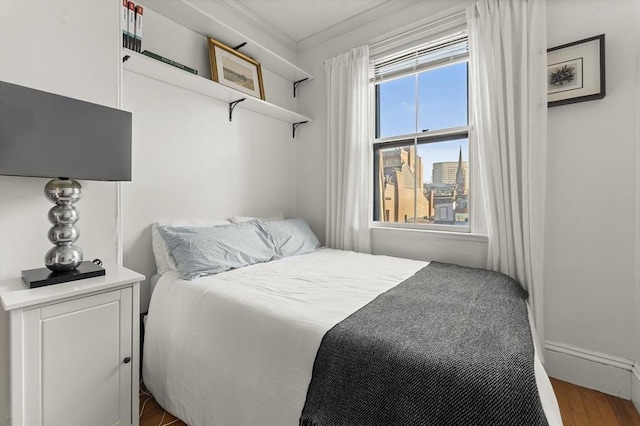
[229,213,285,224]
[151,218,231,275]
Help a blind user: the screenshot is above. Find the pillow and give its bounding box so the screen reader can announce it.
[157,220,276,280]
[229,213,285,224]
[151,219,230,275]
[261,217,321,259]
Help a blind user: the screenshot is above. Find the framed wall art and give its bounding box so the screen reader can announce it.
[208,37,265,100]
[547,34,605,107]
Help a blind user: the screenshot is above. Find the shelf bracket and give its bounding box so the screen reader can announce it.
[293,78,309,98]
[229,98,246,122]
[233,42,247,51]
[292,121,309,138]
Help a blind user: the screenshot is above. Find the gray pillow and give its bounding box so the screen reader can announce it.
[262,217,321,259]
[158,220,276,280]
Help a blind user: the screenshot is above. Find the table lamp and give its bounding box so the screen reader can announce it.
[0,81,132,287]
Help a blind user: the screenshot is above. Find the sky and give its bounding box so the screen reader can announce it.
[378,61,468,184]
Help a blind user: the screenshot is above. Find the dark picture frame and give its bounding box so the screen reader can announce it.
[207,37,265,100]
[547,34,605,107]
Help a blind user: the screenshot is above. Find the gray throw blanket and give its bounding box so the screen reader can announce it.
[300,261,548,426]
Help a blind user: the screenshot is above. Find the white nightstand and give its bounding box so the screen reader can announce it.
[0,264,144,426]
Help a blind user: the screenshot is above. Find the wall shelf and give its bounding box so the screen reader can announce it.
[142,0,313,84]
[123,50,312,126]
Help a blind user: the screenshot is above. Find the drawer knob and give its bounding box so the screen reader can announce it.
[123,357,131,364]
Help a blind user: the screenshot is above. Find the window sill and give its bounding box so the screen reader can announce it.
[370,223,488,243]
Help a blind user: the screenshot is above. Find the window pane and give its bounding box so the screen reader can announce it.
[418,62,468,132]
[375,142,423,224]
[417,138,469,225]
[377,75,416,138]
[374,138,469,225]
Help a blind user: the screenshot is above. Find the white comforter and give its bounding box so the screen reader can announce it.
[142,248,561,426]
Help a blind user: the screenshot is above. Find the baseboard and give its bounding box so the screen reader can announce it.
[632,363,640,412]
[545,340,634,399]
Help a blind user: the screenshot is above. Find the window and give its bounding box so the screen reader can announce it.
[372,33,470,230]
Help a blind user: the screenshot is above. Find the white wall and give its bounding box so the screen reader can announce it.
[543,0,640,398]
[0,0,122,280]
[145,0,298,66]
[634,1,640,412]
[121,7,300,312]
[371,228,487,268]
[0,2,121,424]
[139,7,296,114]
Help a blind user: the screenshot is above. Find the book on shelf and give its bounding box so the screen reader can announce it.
[141,50,198,75]
[127,1,136,50]
[134,5,143,52]
[122,0,129,48]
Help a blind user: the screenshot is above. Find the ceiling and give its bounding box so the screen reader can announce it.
[225,0,406,49]
[236,0,387,42]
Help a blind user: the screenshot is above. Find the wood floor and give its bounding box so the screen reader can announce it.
[140,379,640,426]
[139,382,186,426]
[550,378,640,426]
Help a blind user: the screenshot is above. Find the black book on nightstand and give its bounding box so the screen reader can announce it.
[22,261,106,288]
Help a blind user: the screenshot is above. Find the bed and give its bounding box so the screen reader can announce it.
[142,218,562,425]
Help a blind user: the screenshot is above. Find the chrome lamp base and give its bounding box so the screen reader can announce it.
[43,178,83,271]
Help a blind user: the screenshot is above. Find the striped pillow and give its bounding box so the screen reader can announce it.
[158,220,276,280]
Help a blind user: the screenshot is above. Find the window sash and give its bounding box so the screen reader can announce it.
[374,58,469,139]
[371,32,468,83]
[371,31,471,231]
[374,126,470,146]
[373,130,470,229]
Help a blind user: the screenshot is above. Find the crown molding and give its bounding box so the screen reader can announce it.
[215,0,298,52]
[297,0,416,52]
[218,0,417,53]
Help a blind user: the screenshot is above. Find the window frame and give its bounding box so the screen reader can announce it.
[371,44,471,233]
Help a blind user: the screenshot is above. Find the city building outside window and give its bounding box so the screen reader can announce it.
[372,32,470,231]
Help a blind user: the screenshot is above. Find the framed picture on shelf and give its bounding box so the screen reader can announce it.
[547,34,605,107]
[207,37,265,100]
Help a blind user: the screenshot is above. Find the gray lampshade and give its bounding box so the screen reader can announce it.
[0,81,132,181]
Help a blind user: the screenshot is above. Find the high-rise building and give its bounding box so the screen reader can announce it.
[432,160,468,194]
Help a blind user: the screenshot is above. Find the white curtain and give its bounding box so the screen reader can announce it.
[467,0,548,350]
[325,45,371,253]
